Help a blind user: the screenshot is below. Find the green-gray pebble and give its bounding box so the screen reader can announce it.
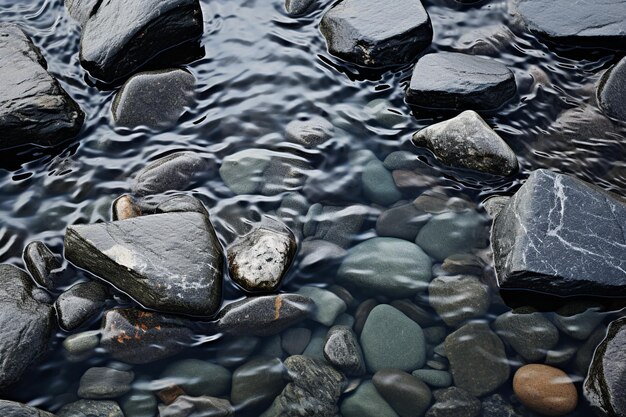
[341,381,399,417]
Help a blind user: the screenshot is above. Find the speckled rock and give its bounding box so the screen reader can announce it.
[0,400,56,417]
[159,395,234,417]
[426,387,481,417]
[324,325,365,376]
[65,0,100,26]
[285,116,333,147]
[514,364,577,416]
[284,0,316,16]
[131,151,208,196]
[58,400,124,417]
[428,275,490,327]
[494,310,559,362]
[597,57,626,122]
[78,367,134,399]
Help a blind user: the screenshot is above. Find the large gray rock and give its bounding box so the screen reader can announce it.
[65,211,224,316]
[511,0,626,46]
[492,169,626,297]
[412,111,518,176]
[320,0,432,67]
[132,151,208,196]
[0,265,54,390]
[0,400,55,417]
[80,0,204,83]
[584,317,626,417]
[0,24,83,149]
[597,57,626,123]
[406,52,516,111]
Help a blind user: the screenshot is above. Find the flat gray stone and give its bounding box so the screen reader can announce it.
[55,281,108,330]
[282,327,312,355]
[406,52,516,111]
[492,169,626,297]
[132,151,208,196]
[376,203,430,242]
[58,400,124,417]
[320,0,432,67]
[341,381,399,417]
[412,111,518,176]
[428,275,490,327]
[65,212,224,316]
[412,369,452,388]
[494,310,559,361]
[78,367,134,399]
[598,57,626,122]
[362,158,402,206]
[159,359,231,397]
[0,400,55,417]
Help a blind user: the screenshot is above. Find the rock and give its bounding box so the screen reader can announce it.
[296,286,346,326]
[553,304,606,341]
[304,204,371,248]
[228,225,296,293]
[384,151,424,171]
[112,195,142,220]
[100,308,193,364]
[0,265,54,390]
[285,0,315,16]
[492,169,626,297]
[365,99,407,128]
[412,369,452,388]
[132,151,207,196]
[211,294,314,337]
[576,325,608,374]
[80,0,204,83]
[302,326,327,360]
[355,299,380,334]
[65,0,100,26]
[214,336,260,368]
[78,367,134,399]
[112,69,195,128]
[444,322,509,397]
[338,237,432,297]
[362,159,402,206]
[376,203,430,241]
[598,57,626,122]
[494,310,559,361]
[120,391,158,417]
[360,304,426,372]
[416,209,487,261]
[63,330,100,356]
[65,211,224,316]
[55,281,108,330]
[406,52,516,111]
[58,401,123,417]
[341,380,399,417]
[285,116,333,147]
[584,317,626,417]
[412,111,518,176]
[159,359,231,397]
[23,241,61,290]
[545,344,578,366]
[231,357,287,411]
[0,400,55,417]
[511,0,626,46]
[261,355,346,417]
[428,275,490,327]
[159,395,234,417]
[440,254,485,276]
[482,196,510,219]
[282,327,312,355]
[426,387,481,417]
[514,364,578,416]
[482,394,521,417]
[324,325,365,376]
[373,369,432,417]
[320,0,432,67]
[390,299,438,327]
[453,24,514,56]
[0,24,83,149]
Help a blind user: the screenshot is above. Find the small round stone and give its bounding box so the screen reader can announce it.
[372,369,432,417]
[513,364,578,416]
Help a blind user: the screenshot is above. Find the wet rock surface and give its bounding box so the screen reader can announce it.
[23,241,61,290]
[0,24,84,149]
[373,369,432,417]
[429,275,490,327]
[323,325,365,376]
[0,400,56,417]
[426,387,481,417]
[231,357,287,411]
[131,151,208,196]
[597,57,626,123]
[341,380,399,417]
[494,309,559,361]
[55,280,108,330]
[58,399,124,417]
[514,364,578,416]
[78,367,134,399]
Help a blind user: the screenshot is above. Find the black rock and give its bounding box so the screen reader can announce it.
[584,317,626,417]
[100,308,194,364]
[112,69,196,128]
[230,357,287,412]
[55,281,109,330]
[492,169,626,297]
[320,0,432,67]
[285,0,316,16]
[65,0,100,26]
[211,294,314,337]
[372,369,432,417]
[23,241,62,290]
[406,52,516,111]
[482,394,521,417]
[376,203,430,241]
[80,0,204,83]
[132,151,208,196]
[65,211,224,316]
[598,57,626,123]
[78,367,134,399]
[0,400,55,417]
[0,24,84,149]
[0,265,54,390]
[426,387,481,417]
[323,325,366,376]
[511,0,626,47]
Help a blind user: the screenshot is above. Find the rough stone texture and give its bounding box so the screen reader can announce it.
[285,116,334,147]
[65,0,101,26]
[211,294,314,337]
[494,310,559,361]
[412,111,518,176]
[426,387,481,417]
[132,151,208,196]
[112,194,142,221]
[514,364,578,416]
[444,322,509,397]
[0,265,54,390]
[55,281,108,330]
[482,394,521,417]
[512,0,626,46]
[228,225,296,293]
[159,395,234,417]
[24,241,61,290]
[100,308,194,364]
[428,275,490,327]
[453,24,514,56]
[482,196,510,219]
[65,212,224,316]
[304,204,371,248]
[231,357,287,411]
[320,0,432,67]
[80,0,203,83]
[0,24,84,149]
[324,325,365,376]
[584,317,626,417]
[492,169,626,297]
[406,52,516,111]
[597,57,626,123]
[78,367,134,399]
[285,0,316,16]
[373,369,432,417]
[0,400,56,417]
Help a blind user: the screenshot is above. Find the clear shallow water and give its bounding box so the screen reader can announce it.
[0,0,625,415]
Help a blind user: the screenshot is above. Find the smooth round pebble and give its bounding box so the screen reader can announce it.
[513,364,578,416]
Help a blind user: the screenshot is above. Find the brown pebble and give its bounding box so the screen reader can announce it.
[158,385,186,405]
[113,194,142,220]
[513,364,578,416]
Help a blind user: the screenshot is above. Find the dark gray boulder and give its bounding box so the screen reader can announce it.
[55,280,109,330]
[65,0,100,26]
[584,317,626,417]
[23,241,61,290]
[230,357,287,412]
[0,24,84,149]
[0,265,54,390]
[58,400,123,417]
[320,0,432,67]
[131,151,208,196]
[492,169,626,297]
[406,52,516,111]
[80,0,204,83]
[65,211,224,316]
[511,0,626,47]
[78,367,134,399]
[0,400,56,417]
[597,57,626,123]
[372,369,432,417]
[112,69,196,128]
[412,110,518,176]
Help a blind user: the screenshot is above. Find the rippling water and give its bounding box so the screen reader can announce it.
[1,0,625,414]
